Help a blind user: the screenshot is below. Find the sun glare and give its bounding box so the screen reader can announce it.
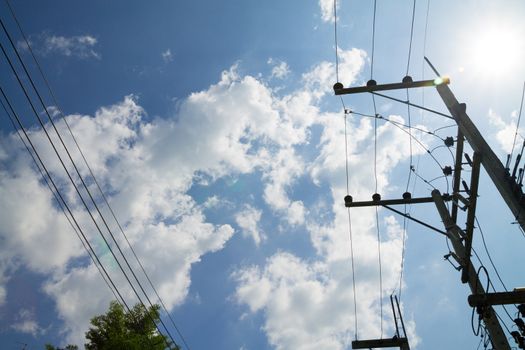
[467,22,523,76]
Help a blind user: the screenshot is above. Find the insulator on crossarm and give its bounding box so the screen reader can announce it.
[511,331,525,349]
[367,79,377,87]
[515,318,525,336]
[443,166,452,176]
[518,304,525,318]
[402,192,411,200]
[333,82,344,91]
[372,193,381,202]
[402,75,413,83]
[444,136,454,147]
[344,195,353,206]
[462,180,470,195]
[464,153,473,167]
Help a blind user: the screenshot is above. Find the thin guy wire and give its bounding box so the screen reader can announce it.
[0,97,125,308]
[334,0,339,82]
[370,0,382,330]
[4,3,190,347]
[371,96,383,337]
[405,0,417,76]
[370,0,377,79]
[471,247,515,323]
[344,114,359,339]
[510,81,525,163]
[348,110,446,141]
[475,217,509,292]
[0,30,175,348]
[350,111,451,184]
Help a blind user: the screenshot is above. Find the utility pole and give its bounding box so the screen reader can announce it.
[334,65,525,349]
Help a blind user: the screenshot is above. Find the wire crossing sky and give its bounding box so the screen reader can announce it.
[0,1,525,349]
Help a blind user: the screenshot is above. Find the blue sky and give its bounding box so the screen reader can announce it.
[0,1,525,349]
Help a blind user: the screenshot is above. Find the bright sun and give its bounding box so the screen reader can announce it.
[467,22,523,76]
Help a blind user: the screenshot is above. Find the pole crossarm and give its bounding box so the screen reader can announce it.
[382,205,447,236]
[345,195,451,208]
[334,77,450,95]
[432,190,511,350]
[468,290,525,307]
[462,152,481,283]
[451,129,465,224]
[436,84,525,232]
[352,337,410,350]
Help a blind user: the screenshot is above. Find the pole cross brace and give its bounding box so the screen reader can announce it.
[352,337,410,350]
[334,77,450,96]
[468,290,525,307]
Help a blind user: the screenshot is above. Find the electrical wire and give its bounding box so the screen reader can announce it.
[344,114,359,339]
[0,97,126,308]
[333,0,339,83]
[510,81,525,163]
[3,3,191,347]
[348,110,447,141]
[405,0,416,77]
[0,22,177,348]
[370,0,377,80]
[0,86,132,315]
[369,0,383,335]
[475,217,508,292]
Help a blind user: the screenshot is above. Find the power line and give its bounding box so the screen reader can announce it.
[0,86,131,314]
[368,0,383,336]
[510,81,525,163]
[0,97,126,308]
[344,114,359,339]
[370,0,377,80]
[0,20,177,348]
[3,2,191,347]
[333,0,339,83]
[405,0,417,76]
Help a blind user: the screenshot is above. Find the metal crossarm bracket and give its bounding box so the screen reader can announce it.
[344,195,451,208]
[334,77,450,95]
[468,290,525,307]
[352,337,410,349]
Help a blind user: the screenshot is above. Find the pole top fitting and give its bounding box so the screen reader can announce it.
[333,82,344,91]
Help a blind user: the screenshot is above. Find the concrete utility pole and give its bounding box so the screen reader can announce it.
[334,67,525,349]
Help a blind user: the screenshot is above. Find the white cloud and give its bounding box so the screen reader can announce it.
[268,58,290,79]
[41,34,100,59]
[232,50,427,349]
[0,44,421,349]
[11,309,43,337]
[488,108,520,154]
[319,0,337,23]
[303,48,367,99]
[162,49,174,63]
[236,205,264,245]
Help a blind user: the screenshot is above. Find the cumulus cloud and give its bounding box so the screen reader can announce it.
[319,0,337,23]
[232,51,426,349]
[11,309,44,337]
[19,33,100,59]
[233,111,420,348]
[0,44,422,349]
[162,49,174,63]
[488,108,521,154]
[43,34,100,59]
[268,58,290,79]
[236,205,264,246]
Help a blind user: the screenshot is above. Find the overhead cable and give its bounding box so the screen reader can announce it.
[3,2,191,347]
